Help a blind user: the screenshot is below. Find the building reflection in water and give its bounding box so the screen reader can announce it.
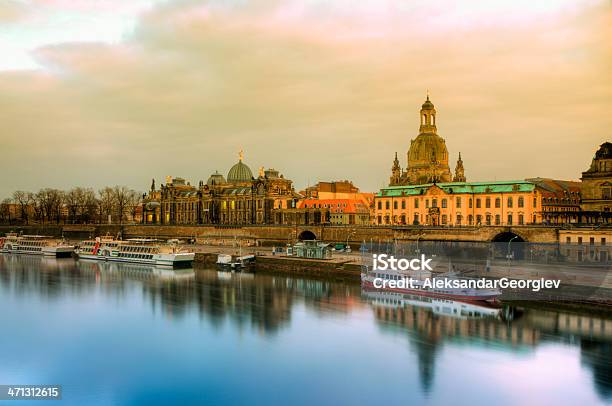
[0,254,610,401]
[362,287,612,399]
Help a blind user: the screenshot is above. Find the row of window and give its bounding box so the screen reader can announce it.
[564,236,607,245]
[377,196,529,211]
[377,213,526,226]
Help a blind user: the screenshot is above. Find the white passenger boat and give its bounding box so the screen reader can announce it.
[75,237,195,267]
[216,254,255,271]
[0,233,74,257]
[362,288,502,319]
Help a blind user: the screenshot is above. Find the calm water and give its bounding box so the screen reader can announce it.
[0,255,610,406]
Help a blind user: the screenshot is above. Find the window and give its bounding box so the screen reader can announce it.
[533,197,537,207]
[602,238,607,245]
[456,197,461,208]
[400,214,406,224]
[566,237,571,244]
[456,214,462,225]
[476,198,481,208]
[590,237,595,245]
[495,214,500,225]
[507,197,513,208]
[518,197,524,208]
[413,214,419,224]
[495,198,501,208]
[578,237,582,245]
[393,201,398,210]
[507,214,513,225]
[432,199,438,208]
[468,215,473,225]
[518,214,524,225]
[476,215,482,225]
[442,199,447,208]
[442,214,447,224]
[486,214,491,225]
[401,200,406,209]
[426,199,430,208]
[414,199,419,209]
[377,215,382,224]
[469,198,473,209]
[385,201,390,210]
[485,198,491,208]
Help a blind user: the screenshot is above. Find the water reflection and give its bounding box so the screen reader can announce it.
[0,254,610,403]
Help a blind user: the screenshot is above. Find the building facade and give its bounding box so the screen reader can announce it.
[143,153,312,226]
[581,142,612,213]
[298,198,370,225]
[559,228,611,263]
[375,181,539,226]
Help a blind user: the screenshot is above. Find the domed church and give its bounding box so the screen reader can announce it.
[390,94,466,186]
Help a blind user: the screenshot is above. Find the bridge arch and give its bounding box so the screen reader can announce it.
[491,231,526,243]
[298,230,317,241]
[491,231,526,260]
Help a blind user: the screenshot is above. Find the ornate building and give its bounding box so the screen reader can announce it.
[143,152,308,225]
[390,95,462,186]
[581,142,612,212]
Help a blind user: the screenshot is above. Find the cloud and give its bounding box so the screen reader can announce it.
[0,0,610,197]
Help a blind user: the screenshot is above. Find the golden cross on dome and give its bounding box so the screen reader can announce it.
[426,89,430,101]
[239,149,243,161]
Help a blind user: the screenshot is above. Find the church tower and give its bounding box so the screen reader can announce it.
[453,152,466,182]
[404,94,452,185]
[389,152,402,186]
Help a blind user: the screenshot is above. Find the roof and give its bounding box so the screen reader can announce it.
[227,160,253,183]
[525,177,581,194]
[377,180,536,197]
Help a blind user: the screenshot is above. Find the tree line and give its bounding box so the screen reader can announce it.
[0,186,143,225]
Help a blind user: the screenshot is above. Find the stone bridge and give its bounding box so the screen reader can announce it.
[53,224,560,245]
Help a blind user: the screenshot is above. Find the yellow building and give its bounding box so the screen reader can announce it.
[375,181,541,226]
[559,228,611,263]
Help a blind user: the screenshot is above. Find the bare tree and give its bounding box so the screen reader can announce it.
[64,187,83,224]
[35,189,63,224]
[98,187,115,224]
[81,188,98,223]
[12,191,31,224]
[0,198,11,224]
[112,186,132,225]
[127,190,143,223]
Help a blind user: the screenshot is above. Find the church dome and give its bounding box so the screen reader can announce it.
[408,133,449,166]
[207,171,226,186]
[595,142,612,160]
[421,99,434,110]
[227,160,253,183]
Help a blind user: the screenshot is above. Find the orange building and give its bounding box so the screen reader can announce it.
[374,179,580,226]
[298,198,370,225]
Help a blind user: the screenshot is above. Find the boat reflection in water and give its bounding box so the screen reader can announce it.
[77,259,196,283]
[361,287,503,320]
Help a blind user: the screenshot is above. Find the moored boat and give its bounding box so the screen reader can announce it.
[75,237,195,267]
[216,254,255,271]
[0,233,74,257]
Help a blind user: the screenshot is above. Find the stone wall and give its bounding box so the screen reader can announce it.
[2,223,561,244]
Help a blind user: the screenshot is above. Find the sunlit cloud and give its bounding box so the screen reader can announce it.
[0,0,610,196]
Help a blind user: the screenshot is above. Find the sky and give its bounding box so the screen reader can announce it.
[0,0,610,198]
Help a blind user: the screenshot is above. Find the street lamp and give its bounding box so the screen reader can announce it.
[507,235,518,260]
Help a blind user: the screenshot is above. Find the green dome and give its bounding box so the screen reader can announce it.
[207,171,226,186]
[227,160,253,183]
